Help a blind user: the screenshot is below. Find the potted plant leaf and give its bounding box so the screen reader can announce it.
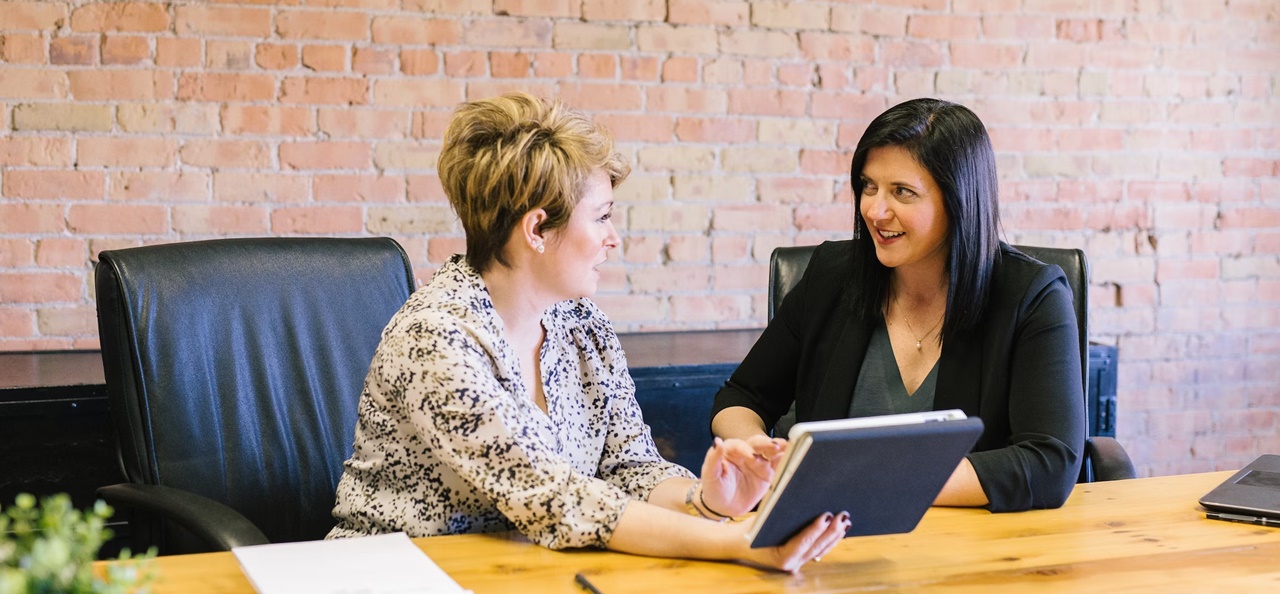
[0,493,154,594]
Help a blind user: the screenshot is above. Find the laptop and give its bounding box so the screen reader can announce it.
[1198,454,1280,527]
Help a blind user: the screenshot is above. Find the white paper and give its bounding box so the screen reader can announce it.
[232,532,470,594]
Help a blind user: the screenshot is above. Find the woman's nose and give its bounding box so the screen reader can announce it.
[604,220,620,249]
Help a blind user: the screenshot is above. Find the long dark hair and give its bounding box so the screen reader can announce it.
[847,98,1001,341]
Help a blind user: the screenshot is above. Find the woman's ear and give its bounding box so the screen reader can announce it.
[520,209,549,254]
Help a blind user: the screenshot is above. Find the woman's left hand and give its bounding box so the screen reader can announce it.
[699,436,787,518]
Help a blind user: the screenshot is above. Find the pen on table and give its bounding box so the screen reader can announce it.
[574,572,604,594]
[1206,511,1280,527]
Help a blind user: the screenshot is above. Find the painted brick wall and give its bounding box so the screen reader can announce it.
[0,0,1277,477]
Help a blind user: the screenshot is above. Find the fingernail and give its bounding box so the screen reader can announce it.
[823,512,834,523]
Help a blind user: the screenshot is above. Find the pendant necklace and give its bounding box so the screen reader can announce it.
[896,296,943,351]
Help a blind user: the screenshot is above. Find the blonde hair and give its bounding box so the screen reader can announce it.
[437,92,630,273]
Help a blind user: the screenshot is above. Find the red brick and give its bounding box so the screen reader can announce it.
[592,295,666,323]
[759,177,835,204]
[637,24,718,54]
[222,105,313,136]
[808,90,880,120]
[667,0,749,27]
[50,36,97,65]
[371,16,462,45]
[207,40,254,69]
[213,172,310,203]
[0,308,36,338]
[532,51,574,77]
[669,294,751,323]
[1,34,45,63]
[70,70,173,101]
[577,54,617,78]
[280,77,368,105]
[176,6,272,37]
[36,238,87,268]
[67,204,167,234]
[647,87,727,113]
[557,82,642,111]
[373,141,441,171]
[0,204,65,233]
[623,55,658,81]
[280,141,372,170]
[491,51,533,77]
[630,266,711,293]
[0,70,66,100]
[77,137,178,168]
[178,73,276,102]
[0,274,82,303]
[156,37,201,68]
[318,108,408,139]
[1220,207,1280,229]
[582,0,666,21]
[799,32,876,63]
[882,41,945,67]
[181,140,272,169]
[118,103,219,134]
[908,14,980,39]
[71,2,170,32]
[110,171,211,202]
[256,43,300,69]
[751,1,829,30]
[302,44,347,71]
[445,50,487,77]
[412,111,452,139]
[552,22,630,50]
[464,19,552,47]
[712,204,793,231]
[172,205,269,234]
[407,174,448,202]
[719,29,798,58]
[594,114,674,143]
[277,10,369,41]
[315,174,406,202]
[0,137,73,167]
[0,2,68,31]
[4,171,105,200]
[353,47,395,75]
[271,206,364,234]
[36,307,98,336]
[400,49,441,75]
[660,57,698,82]
[0,239,34,268]
[101,35,150,65]
[728,88,806,117]
[494,0,580,17]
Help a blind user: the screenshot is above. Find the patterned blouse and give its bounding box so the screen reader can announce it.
[327,255,693,549]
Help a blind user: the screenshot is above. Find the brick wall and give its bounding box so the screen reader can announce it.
[0,0,1276,477]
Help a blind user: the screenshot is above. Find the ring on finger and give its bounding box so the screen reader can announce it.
[814,556,822,562]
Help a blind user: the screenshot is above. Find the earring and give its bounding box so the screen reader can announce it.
[534,243,544,254]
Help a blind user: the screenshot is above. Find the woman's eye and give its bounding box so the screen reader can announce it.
[599,213,612,222]
[894,187,916,198]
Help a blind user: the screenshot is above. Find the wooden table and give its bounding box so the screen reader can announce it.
[105,471,1280,593]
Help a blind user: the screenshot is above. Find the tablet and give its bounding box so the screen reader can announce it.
[746,409,984,548]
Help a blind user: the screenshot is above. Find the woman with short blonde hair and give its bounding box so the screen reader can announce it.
[330,93,847,572]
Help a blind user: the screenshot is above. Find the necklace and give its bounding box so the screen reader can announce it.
[894,295,943,351]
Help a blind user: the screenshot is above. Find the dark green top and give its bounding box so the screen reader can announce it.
[848,319,937,417]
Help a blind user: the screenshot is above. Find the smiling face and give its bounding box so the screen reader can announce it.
[858,145,951,273]
[541,170,620,300]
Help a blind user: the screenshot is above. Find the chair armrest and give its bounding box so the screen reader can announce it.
[1085,437,1136,482]
[97,483,269,550]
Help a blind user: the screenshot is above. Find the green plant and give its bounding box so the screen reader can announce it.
[0,493,154,594]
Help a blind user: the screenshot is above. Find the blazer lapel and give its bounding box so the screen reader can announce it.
[808,313,873,421]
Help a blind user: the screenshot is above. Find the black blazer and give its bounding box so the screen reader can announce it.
[712,240,1086,512]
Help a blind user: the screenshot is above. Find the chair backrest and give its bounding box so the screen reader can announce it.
[768,244,1088,391]
[767,244,1101,481]
[95,238,414,547]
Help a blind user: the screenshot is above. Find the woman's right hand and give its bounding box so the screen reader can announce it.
[735,511,851,573]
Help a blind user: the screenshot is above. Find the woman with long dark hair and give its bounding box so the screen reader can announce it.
[712,98,1086,512]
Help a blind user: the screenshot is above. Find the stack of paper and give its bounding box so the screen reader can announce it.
[232,532,470,594]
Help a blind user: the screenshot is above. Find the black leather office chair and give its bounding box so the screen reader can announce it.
[94,238,414,555]
[768,244,1135,483]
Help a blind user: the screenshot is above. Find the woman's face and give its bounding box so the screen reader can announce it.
[858,145,951,273]
[542,170,620,299]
